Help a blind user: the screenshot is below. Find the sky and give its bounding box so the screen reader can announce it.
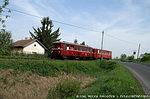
[1,0,150,58]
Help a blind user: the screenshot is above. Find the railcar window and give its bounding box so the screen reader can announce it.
[66,47,69,50]
[64,44,67,50]
[81,47,83,51]
[77,47,79,51]
[80,47,82,51]
[70,45,74,50]
[99,51,101,54]
[91,49,93,52]
[87,48,89,52]
[85,48,87,51]
[84,47,86,51]
[74,46,77,50]
[66,45,69,50]
[78,46,80,50]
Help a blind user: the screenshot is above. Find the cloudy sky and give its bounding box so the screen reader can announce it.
[3,0,150,57]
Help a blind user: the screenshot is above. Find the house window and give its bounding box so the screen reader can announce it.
[34,44,36,47]
[32,52,37,54]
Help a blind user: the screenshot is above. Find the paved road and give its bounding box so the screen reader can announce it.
[122,62,150,95]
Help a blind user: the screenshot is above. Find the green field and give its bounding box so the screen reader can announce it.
[0,58,144,99]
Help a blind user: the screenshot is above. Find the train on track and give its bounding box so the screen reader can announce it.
[51,41,112,60]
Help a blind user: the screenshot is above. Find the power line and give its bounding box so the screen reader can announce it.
[4,8,42,18]
[4,7,137,45]
[105,33,137,45]
[4,8,100,32]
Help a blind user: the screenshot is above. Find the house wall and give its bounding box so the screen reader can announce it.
[23,42,45,54]
[13,48,23,53]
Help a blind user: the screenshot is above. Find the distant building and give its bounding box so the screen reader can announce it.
[13,39,47,54]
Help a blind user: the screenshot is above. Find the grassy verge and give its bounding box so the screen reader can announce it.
[80,64,143,95]
[0,54,48,60]
[0,58,144,99]
[0,59,100,76]
[143,61,150,64]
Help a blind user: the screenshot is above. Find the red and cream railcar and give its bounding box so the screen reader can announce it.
[51,41,112,59]
[93,49,112,59]
[51,41,94,59]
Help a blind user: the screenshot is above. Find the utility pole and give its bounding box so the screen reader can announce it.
[137,44,141,59]
[101,31,104,59]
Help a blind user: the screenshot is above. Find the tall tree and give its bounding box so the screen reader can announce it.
[0,29,13,55]
[30,17,61,49]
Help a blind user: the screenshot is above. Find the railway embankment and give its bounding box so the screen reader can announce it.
[0,57,144,99]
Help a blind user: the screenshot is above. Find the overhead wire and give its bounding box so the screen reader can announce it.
[4,7,138,45]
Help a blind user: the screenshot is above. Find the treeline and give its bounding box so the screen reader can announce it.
[119,54,135,62]
[140,53,150,62]
[116,53,150,63]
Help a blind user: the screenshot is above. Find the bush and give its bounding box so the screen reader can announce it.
[120,54,127,62]
[47,80,80,99]
[0,30,13,56]
[127,55,134,62]
[141,53,150,62]
[99,60,116,70]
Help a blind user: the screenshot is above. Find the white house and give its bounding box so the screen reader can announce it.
[13,39,47,54]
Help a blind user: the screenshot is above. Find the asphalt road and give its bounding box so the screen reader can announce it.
[122,62,150,95]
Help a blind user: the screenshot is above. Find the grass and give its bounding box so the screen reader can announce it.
[47,79,81,99]
[0,59,100,76]
[80,64,143,95]
[0,58,144,99]
[0,54,48,60]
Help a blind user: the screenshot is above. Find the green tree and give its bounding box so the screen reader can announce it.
[74,38,78,44]
[141,53,150,62]
[80,41,85,45]
[0,0,11,29]
[120,54,127,62]
[0,29,13,55]
[127,55,134,62]
[30,17,61,49]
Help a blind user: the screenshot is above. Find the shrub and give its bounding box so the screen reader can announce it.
[47,80,80,99]
[127,55,134,62]
[99,60,116,70]
[0,30,13,56]
[120,54,127,62]
[141,53,150,62]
